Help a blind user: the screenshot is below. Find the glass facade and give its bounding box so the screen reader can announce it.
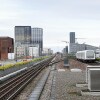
[15,26,43,56]
[15,26,31,44]
[31,28,43,51]
[70,32,75,43]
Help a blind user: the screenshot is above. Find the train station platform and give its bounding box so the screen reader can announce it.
[39,59,100,100]
[6,55,100,100]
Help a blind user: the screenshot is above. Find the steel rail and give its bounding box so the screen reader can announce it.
[0,57,53,100]
[0,60,44,90]
[0,57,50,90]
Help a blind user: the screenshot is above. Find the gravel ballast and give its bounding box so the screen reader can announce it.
[40,58,100,100]
[14,68,47,100]
[13,56,100,100]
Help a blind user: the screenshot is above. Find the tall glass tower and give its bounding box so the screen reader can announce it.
[31,28,43,55]
[15,26,31,44]
[70,32,75,43]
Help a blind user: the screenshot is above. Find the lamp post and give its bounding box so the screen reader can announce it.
[16,46,17,62]
[61,41,69,55]
[61,41,69,68]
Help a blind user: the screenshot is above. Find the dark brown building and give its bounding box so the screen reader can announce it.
[0,37,14,60]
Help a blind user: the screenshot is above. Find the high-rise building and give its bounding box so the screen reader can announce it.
[15,26,31,44]
[69,43,99,54]
[42,48,53,56]
[70,32,75,43]
[31,28,43,55]
[14,26,43,57]
[62,46,68,56]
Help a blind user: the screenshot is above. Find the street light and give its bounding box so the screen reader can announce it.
[61,41,69,43]
[61,41,69,67]
[61,41,69,54]
[16,46,17,62]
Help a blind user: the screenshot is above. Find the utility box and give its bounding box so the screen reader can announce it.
[88,68,100,91]
[86,66,100,83]
[29,46,39,57]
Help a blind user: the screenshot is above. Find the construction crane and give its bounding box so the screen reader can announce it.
[61,41,69,44]
[75,38,85,43]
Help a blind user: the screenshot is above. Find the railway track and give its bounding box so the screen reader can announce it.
[72,58,100,65]
[0,57,54,100]
[69,58,100,71]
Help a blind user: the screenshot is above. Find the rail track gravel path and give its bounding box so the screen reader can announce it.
[39,56,100,100]
[0,57,54,100]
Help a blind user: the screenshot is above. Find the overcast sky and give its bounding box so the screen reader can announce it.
[0,0,100,52]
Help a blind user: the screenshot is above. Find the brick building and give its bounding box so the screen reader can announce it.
[0,37,14,60]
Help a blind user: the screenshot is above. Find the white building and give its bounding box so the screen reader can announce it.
[42,48,53,56]
[15,43,39,59]
[8,53,14,59]
[15,46,26,58]
[29,46,39,57]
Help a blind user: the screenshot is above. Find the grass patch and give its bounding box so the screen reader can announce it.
[0,56,50,70]
[96,58,100,61]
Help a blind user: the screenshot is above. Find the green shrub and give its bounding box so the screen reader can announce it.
[96,58,100,61]
[0,56,50,70]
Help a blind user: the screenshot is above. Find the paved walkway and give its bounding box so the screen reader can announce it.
[57,61,100,100]
[40,60,100,100]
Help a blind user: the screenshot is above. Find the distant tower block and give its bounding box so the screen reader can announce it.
[31,28,43,56]
[70,32,75,43]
